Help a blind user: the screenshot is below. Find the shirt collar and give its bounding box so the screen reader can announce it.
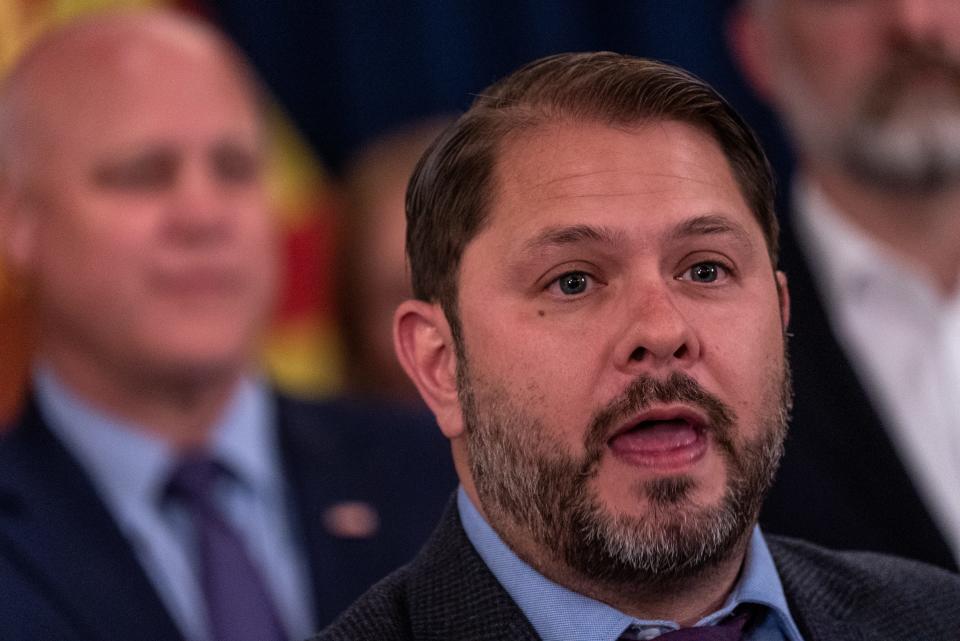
[457,487,803,641]
[206,376,280,499]
[33,364,281,526]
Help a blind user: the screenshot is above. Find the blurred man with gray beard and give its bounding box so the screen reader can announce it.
[729,0,960,570]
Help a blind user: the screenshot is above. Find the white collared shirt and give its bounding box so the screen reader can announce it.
[792,179,960,564]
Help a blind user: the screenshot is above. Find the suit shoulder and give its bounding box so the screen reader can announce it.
[768,535,960,631]
[0,546,87,641]
[769,534,960,586]
[311,565,414,641]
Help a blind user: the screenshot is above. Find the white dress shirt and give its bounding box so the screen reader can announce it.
[792,179,960,564]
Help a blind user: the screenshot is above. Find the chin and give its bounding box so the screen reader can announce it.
[140,343,251,386]
[597,450,729,510]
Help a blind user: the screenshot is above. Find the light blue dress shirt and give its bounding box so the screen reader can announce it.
[35,364,315,641]
[458,488,805,641]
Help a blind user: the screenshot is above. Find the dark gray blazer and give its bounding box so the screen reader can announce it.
[314,500,960,641]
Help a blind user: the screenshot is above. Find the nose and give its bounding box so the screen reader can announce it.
[614,279,700,375]
[166,161,232,245]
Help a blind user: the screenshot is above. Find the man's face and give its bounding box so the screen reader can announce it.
[754,0,960,190]
[453,120,790,585]
[12,37,276,383]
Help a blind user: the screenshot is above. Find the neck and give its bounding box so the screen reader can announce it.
[461,481,749,627]
[40,344,244,450]
[808,164,960,296]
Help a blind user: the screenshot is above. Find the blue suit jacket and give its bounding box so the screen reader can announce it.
[0,392,457,641]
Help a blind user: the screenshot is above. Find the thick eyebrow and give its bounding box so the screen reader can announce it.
[520,224,626,253]
[665,214,755,249]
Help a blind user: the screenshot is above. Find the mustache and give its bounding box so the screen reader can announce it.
[863,44,960,118]
[582,372,737,465]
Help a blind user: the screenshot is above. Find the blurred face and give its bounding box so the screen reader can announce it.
[12,35,277,385]
[757,0,960,191]
[355,173,416,396]
[454,120,790,586]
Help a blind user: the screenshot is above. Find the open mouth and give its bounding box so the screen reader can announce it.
[607,408,709,468]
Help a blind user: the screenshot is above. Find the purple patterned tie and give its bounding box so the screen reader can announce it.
[167,456,287,641]
[620,608,754,641]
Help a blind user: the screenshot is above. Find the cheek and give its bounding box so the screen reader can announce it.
[238,206,278,265]
[465,301,600,384]
[31,219,150,348]
[780,11,882,95]
[462,311,608,449]
[736,333,784,433]
[37,206,146,291]
[691,296,785,415]
[208,198,278,304]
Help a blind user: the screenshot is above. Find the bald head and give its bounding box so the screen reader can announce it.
[0,9,263,191]
[0,8,278,396]
[731,0,960,193]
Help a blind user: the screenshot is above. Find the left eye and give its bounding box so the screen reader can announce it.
[682,262,724,283]
[213,144,262,185]
[553,271,591,295]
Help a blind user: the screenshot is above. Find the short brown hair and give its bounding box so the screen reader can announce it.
[406,52,778,328]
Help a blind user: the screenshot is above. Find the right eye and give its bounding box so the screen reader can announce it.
[549,271,593,296]
[95,154,177,191]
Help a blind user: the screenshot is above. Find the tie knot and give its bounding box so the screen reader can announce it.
[166,454,224,504]
[620,606,759,641]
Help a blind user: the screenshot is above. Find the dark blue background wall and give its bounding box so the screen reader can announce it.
[209,0,793,181]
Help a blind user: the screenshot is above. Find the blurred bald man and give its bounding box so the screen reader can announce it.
[729,0,960,570]
[0,10,454,641]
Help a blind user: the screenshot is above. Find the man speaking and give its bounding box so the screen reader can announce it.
[315,52,960,640]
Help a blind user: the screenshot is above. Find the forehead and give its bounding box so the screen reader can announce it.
[759,0,903,31]
[21,25,259,165]
[478,119,759,247]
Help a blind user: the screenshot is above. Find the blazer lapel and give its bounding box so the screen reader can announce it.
[276,393,459,630]
[767,535,867,641]
[790,617,869,641]
[276,395,361,628]
[277,394,414,628]
[403,501,541,641]
[0,399,184,641]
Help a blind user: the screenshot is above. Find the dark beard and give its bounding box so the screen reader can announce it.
[842,44,960,193]
[460,366,791,588]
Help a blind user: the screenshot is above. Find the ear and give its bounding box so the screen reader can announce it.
[726,5,778,103]
[393,299,464,440]
[775,270,790,332]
